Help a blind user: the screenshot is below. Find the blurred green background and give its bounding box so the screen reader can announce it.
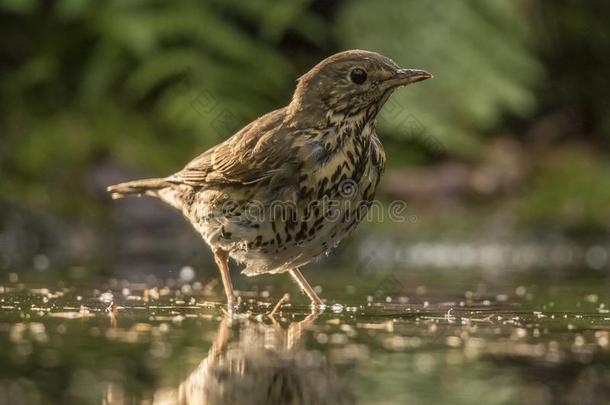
[1,3,610,403]
[1,0,610,279]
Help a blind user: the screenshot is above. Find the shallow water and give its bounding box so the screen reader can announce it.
[0,269,609,405]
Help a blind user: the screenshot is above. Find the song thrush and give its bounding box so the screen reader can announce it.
[108,50,432,309]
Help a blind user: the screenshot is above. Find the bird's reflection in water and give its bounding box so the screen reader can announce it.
[153,312,356,405]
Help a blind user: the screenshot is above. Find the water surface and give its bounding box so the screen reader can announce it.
[1,270,609,404]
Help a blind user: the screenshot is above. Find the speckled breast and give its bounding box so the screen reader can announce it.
[192,122,386,276]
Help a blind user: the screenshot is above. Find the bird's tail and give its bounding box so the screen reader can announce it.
[107,178,172,200]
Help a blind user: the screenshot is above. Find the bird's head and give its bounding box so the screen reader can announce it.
[289,50,432,125]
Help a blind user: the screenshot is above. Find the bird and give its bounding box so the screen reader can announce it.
[107,50,432,309]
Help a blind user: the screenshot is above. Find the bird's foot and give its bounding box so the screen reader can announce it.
[219,295,240,318]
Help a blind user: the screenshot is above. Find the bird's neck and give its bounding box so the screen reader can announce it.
[287,94,379,131]
[302,105,378,163]
[287,97,380,157]
[325,104,378,131]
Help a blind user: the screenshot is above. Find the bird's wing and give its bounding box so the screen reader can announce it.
[172,108,298,187]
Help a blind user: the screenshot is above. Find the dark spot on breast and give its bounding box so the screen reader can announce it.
[331,165,342,183]
[295,222,308,242]
[300,186,313,199]
[317,178,329,199]
[314,216,325,228]
[371,151,379,165]
[346,151,355,165]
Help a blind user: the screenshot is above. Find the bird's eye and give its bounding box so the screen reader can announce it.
[349,68,367,85]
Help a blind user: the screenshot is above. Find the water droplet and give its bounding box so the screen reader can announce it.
[179,266,196,282]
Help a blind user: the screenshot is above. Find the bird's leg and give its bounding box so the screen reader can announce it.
[288,268,324,309]
[213,248,236,309]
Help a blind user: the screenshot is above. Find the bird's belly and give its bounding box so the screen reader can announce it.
[208,175,378,275]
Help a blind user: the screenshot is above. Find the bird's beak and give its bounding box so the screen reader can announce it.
[384,68,433,88]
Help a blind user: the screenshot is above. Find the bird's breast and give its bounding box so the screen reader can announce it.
[298,121,385,204]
